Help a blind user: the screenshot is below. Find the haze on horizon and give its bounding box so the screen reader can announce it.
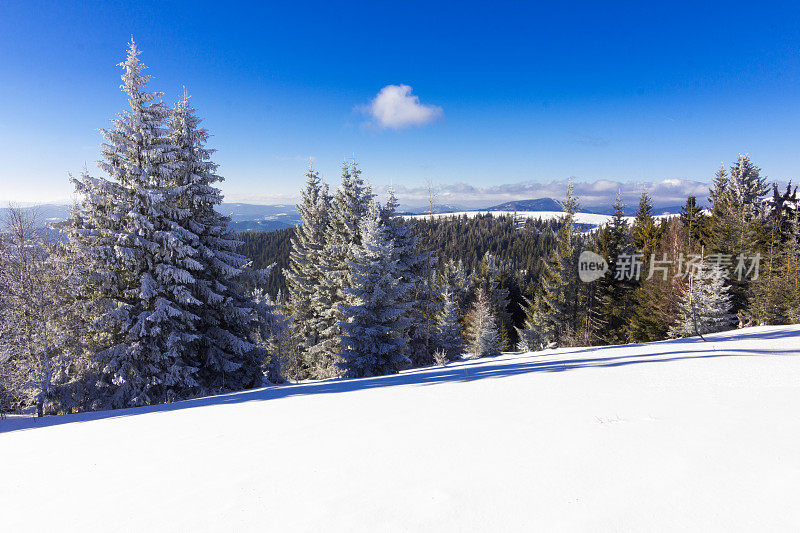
[2,1,799,207]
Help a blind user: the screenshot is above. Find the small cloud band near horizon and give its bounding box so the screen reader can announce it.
[228,177,715,210]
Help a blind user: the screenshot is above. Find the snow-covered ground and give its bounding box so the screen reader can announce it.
[2,325,800,531]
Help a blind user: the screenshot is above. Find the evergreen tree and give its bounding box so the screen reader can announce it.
[748,183,799,324]
[466,288,502,358]
[310,161,373,378]
[596,191,636,344]
[439,258,473,314]
[338,209,412,377]
[252,288,298,384]
[706,158,765,313]
[670,261,735,337]
[632,190,664,260]
[785,210,800,323]
[381,188,440,367]
[706,163,736,255]
[479,252,512,349]
[285,167,330,377]
[530,180,580,346]
[169,93,267,395]
[680,195,705,252]
[729,154,768,218]
[67,41,203,408]
[436,286,464,360]
[515,296,544,352]
[628,190,668,342]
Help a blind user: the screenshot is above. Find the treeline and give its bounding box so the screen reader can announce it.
[516,157,799,350]
[240,213,564,335]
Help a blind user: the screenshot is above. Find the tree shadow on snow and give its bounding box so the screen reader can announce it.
[2,327,798,434]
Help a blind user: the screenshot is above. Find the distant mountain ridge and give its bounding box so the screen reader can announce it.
[484,198,563,212]
[2,198,687,232]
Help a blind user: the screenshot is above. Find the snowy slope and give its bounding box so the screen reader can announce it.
[3,325,800,532]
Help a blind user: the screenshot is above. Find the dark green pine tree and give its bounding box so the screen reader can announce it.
[596,191,637,345]
[679,195,706,252]
[628,191,667,342]
[632,190,665,262]
[530,180,580,346]
[748,183,798,324]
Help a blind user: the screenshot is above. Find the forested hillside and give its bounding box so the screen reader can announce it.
[239,214,562,297]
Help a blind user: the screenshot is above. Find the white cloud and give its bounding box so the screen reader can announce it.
[364,85,442,129]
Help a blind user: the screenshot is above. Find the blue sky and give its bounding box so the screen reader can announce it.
[2,1,800,206]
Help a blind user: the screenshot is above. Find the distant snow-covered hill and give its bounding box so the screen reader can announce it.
[403,209,676,230]
[485,197,563,211]
[0,203,303,231]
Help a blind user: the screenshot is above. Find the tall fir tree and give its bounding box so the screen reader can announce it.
[628,190,667,342]
[631,190,664,261]
[381,188,440,367]
[338,209,412,377]
[706,158,765,313]
[729,154,768,218]
[168,93,267,394]
[67,41,204,408]
[285,167,330,377]
[311,161,373,378]
[530,180,580,346]
[748,183,798,324]
[595,191,636,344]
[680,195,706,252]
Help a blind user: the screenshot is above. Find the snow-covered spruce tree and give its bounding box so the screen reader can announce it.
[515,295,544,352]
[168,93,268,394]
[310,161,373,378]
[338,208,412,378]
[466,288,502,358]
[252,287,298,384]
[380,188,440,367]
[436,286,464,360]
[285,167,329,378]
[439,258,473,313]
[67,41,204,408]
[707,158,765,313]
[729,154,768,219]
[479,252,512,348]
[669,262,735,337]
